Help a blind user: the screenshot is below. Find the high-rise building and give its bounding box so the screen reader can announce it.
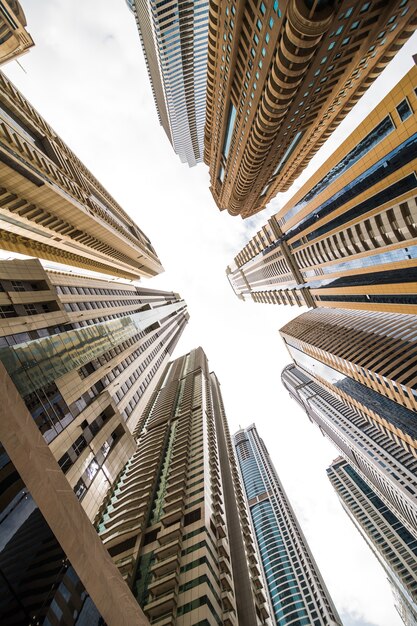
[280,307,417,447]
[281,364,417,538]
[127,0,209,167]
[97,347,270,626]
[0,70,163,279]
[227,64,417,313]
[327,457,417,626]
[205,0,417,218]
[0,369,149,626]
[0,1,34,65]
[233,423,342,626]
[0,257,188,520]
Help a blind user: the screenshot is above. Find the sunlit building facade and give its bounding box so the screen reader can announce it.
[282,364,417,538]
[205,0,417,218]
[0,70,162,279]
[327,458,417,626]
[228,65,417,314]
[97,348,270,626]
[233,423,342,626]
[0,257,188,520]
[0,1,34,65]
[280,308,417,452]
[127,0,209,167]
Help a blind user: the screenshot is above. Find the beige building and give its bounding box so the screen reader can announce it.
[228,64,417,314]
[205,0,417,218]
[97,347,270,626]
[0,70,163,279]
[0,257,188,521]
[0,1,34,66]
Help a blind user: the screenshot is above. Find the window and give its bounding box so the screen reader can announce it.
[360,2,371,12]
[0,305,16,318]
[256,18,262,30]
[397,98,413,122]
[24,304,38,316]
[260,2,266,15]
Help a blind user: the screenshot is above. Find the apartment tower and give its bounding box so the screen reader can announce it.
[327,458,417,625]
[0,71,162,279]
[282,364,417,538]
[0,1,34,65]
[127,0,209,167]
[227,64,417,313]
[205,0,417,218]
[97,348,270,626]
[0,257,188,521]
[233,423,342,626]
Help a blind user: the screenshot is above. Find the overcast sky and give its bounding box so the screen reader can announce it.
[5,3,417,625]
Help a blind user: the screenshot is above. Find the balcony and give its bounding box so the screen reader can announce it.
[144,590,177,620]
[148,571,178,598]
[154,538,181,561]
[151,553,180,577]
[158,522,182,545]
[219,555,231,576]
[164,485,186,504]
[220,571,233,592]
[221,589,235,612]
[217,537,229,558]
[161,502,184,526]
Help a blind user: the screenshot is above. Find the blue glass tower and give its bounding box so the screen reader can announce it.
[233,424,342,626]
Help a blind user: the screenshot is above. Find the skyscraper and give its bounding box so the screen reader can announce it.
[205,0,417,218]
[0,1,34,65]
[281,364,417,537]
[0,257,188,520]
[280,308,417,451]
[0,70,162,279]
[227,63,417,313]
[127,0,209,167]
[233,423,342,626]
[327,457,417,626]
[97,347,270,626]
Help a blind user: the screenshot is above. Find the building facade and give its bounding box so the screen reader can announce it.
[280,308,417,452]
[205,0,417,218]
[327,458,417,626]
[0,257,188,520]
[233,423,342,626]
[0,364,150,626]
[0,70,162,279]
[282,364,417,538]
[127,0,209,167]
[97,347,270,626]
[228,64,417,314]
[0,1,34,65]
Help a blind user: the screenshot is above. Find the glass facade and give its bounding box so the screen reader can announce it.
[0,444,105,626]
[0,301,184,395]
[234,425,342,626]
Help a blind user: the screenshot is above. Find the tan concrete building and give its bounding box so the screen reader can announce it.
[0,1,34,66]
[327,458,417,626]
[205,0,417,218]
[228,64,417,314]
[280,308,417,465]
[0,70,163,279]
[0,257,188,521]
[97,347,270,626]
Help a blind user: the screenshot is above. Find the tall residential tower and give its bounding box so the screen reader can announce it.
[97,348,270,626]
[0,1,34,65]
[205,0,417,217]
[0,71,162,279]
[127,0,209,167]
[227,64,417,313]
[234,423,342,626]
[327,458,417,626]
[0,257,188,520]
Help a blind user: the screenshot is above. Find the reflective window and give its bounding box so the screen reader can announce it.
[397,98,413,121]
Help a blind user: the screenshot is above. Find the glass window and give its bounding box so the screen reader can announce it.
[360,2,371,12]
[397,98,413,121]
[328,41,335,50]
[256,18,262,30]
[269,16,274,28]
[265,33,270,43]
[350,20,360,30]
[260,2,266,15]
[261,47,266,57]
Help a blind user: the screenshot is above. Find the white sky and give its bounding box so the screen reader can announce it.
[5,3,417,625]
